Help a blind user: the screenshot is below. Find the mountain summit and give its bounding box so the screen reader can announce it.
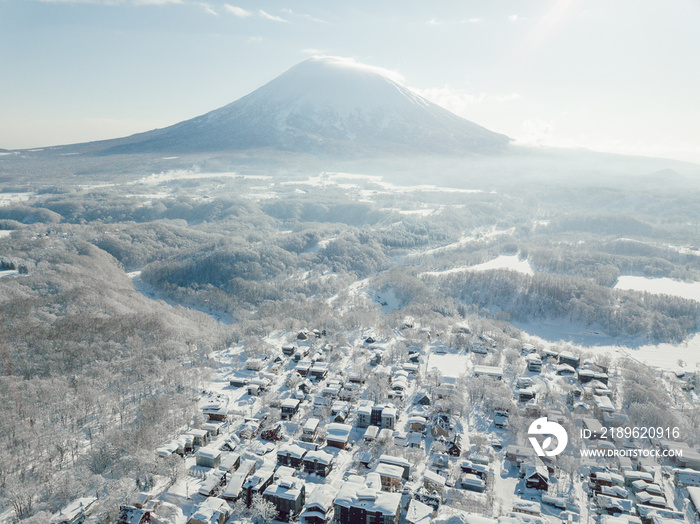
[100,56,510,156]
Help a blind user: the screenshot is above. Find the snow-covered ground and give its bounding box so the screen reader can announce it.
[614,275,700,302]
[0,230,13,238]
[426,352,470,379]
[422,254,534,277]
[0,192,33,207]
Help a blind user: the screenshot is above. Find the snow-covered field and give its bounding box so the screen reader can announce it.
[0,192,32,207]
[0,230,13,238]
[426,352,470,379]
[614,275,700,302]
[422,254,534,277]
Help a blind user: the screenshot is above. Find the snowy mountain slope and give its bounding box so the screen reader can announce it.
[96,56,510,156]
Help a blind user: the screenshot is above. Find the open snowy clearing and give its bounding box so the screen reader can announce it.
[422,254,534,277]
[426,352,470,379]
[0,231,13,238]
[0,192,33,207]
[614,275,700,302]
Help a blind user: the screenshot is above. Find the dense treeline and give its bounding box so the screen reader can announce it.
[429,270,700,342]
[0,235,223,520]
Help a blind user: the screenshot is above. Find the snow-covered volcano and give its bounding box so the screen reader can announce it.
[100,56,510,156]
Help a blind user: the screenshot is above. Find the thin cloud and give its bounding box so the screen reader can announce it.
[508,14,518,22]
[246,36,263,43]
[281,8,327,23]
[224,4,252,17]
[301,48,326,55]
[412,85,521,116]
[258,9,289,23]
[196,2,217,15]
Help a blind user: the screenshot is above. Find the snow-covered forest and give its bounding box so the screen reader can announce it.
[2,164,700,522]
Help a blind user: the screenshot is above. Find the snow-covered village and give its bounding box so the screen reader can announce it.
[47,313,700,524]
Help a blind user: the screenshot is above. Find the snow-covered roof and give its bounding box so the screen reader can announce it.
[375,463,403,480]
[334,479,401,516]
[689,486,700,509]
[303,418,320,432]
[281,398,300,409]
[424,469,446,486]
[264,477,305,501]
[195,446,221,460]
[406,499,433,524]
[326,423,352,443]
[278,442,308,459]
[302,484,338,514]
[304,449,334,465]
[473,365,503,376]
[379,454,412,468]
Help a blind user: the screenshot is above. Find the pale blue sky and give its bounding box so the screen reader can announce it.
[1,0,699,162]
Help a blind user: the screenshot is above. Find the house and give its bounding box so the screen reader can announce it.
[494,410,509,428]
[243,466,276,505]
[50,497,98,524]
[506,445,535,465]
[363,425,379,442]
[431,413,453,438]
[187,497,231,524]
[375,463,403,491]
[381,406,397,430]
[246,358,264,371]
[302,418,320,442]
[405,499,433,524]
[460,474,486,493]
[198,471,226,497]
[524,463,549,490]
[423,470,446,493]
[303,449,334,477]
[282,344,297,356]
[295,361,312,376]
[409,416,427,433]
[294,347,310,361]
[414,392,431,406]
[117,505,150,524]
[556,364,576,376]
[196,446,222,469]
[299,485,337,524]
[348,372,366,384]
[187,428,209,447]
[309,362,329,381]
[473,365,503,380]
[333,478,401,524]
[593,395,615,418]
[674,468,700,488]
[512,499,541,516]
[219,452,241,473]
[376,457,410,482]
[277,442,308,469]
[263,477,306,521]
[203,404,228,422]
[281,398,301,420]
[221,459,256,501]
[558,351,580,368]
[325,423,352,449]
[518,388,536,402]
[526,354,542,372]
[357,403,373,428]
[261,422,285,442]
[229,375,248,388]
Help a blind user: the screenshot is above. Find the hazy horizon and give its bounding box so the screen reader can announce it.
[2,0,699,163]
